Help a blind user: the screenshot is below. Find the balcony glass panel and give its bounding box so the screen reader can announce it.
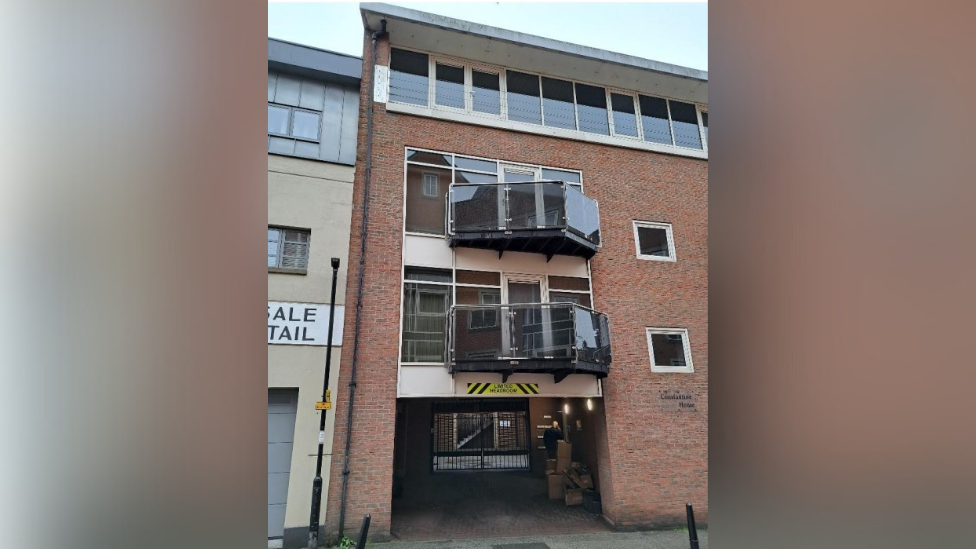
[449,303,611,374]
[452,184,502,232]
[452,304,508,362]
[506,182,565,231]
[509,304,571,360]
[574,306,612,366]
[449,181,601,258]
[564,185,601,244]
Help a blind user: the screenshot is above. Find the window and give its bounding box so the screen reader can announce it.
[542,77,577,130]
[406,164,451,234]
[268,105,289,135]
[435,63,465,109]
[422,173,440,198]
[669,100,703,149]
[268,228,310,272]
[647,328,694,373]
[401,267,453,363]
[633,221,676,261]
[506,71,542,125]
[610,93,639,138]
[638,95,673,145]
[574,83,610,135]
[268,104,322,142]
[541,168,582,191]
[468,291,502,330]
[390,48,429,106]
[384,51,707,156]
[291,110,321,141]
[472,70,501,115]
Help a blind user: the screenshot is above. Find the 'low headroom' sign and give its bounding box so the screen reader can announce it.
[268,302,344,346]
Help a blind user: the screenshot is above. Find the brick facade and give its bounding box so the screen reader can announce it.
[325,32,707,541]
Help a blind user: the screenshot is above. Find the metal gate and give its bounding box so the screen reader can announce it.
[431,398,530,472]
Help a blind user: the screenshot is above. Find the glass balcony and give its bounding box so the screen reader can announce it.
[448,302,611,382]
[448,181,601,259]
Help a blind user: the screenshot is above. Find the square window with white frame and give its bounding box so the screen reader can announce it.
[268,227,310,272]
[646,328,694,373]
[633,221,676,261]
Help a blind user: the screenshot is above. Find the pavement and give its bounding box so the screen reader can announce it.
[361,530,708,548]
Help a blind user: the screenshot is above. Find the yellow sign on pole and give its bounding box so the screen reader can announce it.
[315,390,333,410]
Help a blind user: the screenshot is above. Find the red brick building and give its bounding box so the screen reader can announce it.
[325,4,707,543]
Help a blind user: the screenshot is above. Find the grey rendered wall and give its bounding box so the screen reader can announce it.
[269,71,360,166]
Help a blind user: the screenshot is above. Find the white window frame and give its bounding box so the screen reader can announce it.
[698,105,708,153]
[386,47,708,160]
[607,88,643,141]
[646,327,694,373]
[431,58,468,113]
[667,99,705,151]
[422,172,440,198]
[633,220,676,262]
[468,62,505,120]
[389,47,432,108]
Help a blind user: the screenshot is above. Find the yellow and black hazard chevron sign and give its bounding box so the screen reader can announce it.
[467,382,539,395]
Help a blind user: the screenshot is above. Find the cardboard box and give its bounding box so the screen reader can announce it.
[545,459,556,475]
[577,473,594,489]
[565,488,583,506]
[548,474,566,499]
[557,440,572,459]
[556,455,571,474]
[567,468,594,489]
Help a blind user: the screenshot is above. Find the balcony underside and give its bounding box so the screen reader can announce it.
[450,358,609,383]
[449,229,598,260]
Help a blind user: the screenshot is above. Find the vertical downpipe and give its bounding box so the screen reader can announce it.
[338,18,387,541]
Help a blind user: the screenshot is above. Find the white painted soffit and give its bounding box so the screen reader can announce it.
[361,3,707,105]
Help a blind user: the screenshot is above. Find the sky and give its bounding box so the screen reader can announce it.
[267,2,708,71]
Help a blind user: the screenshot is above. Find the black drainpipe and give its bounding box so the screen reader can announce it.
[338,18,387,541]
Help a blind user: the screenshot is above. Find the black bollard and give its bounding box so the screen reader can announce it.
[356,514,371,549]
[686,503,699,549]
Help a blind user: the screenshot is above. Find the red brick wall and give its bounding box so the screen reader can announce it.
[326,32,707,540]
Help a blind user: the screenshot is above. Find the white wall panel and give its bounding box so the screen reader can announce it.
[455,247,588,278]
[403,234,453,268]
[398,365,455,397]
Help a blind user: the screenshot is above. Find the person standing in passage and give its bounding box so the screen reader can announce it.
[543,420,564,459]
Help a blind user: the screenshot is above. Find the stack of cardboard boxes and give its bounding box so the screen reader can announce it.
[546,440,595,508]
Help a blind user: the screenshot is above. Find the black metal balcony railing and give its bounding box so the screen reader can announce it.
[448,302,611,383]
[448,181,601,260]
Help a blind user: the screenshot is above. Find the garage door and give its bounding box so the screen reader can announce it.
[268,390,298,539]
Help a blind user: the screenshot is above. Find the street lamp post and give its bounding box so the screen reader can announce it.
[308,257,340,549]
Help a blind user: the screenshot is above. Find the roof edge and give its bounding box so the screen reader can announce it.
[268,36,362,60]
[359,2,707,82]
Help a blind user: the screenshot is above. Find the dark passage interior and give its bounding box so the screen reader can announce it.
[391,397,609,541]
